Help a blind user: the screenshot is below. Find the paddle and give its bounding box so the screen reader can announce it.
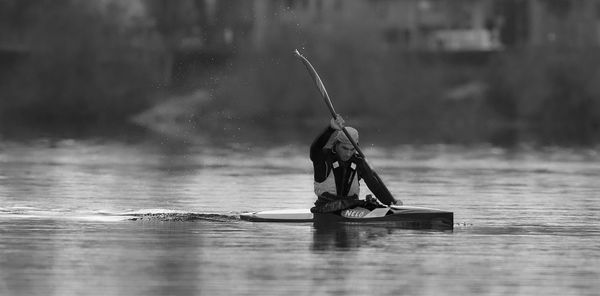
[294,49,401,206]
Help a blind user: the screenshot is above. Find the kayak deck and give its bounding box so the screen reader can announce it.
[240,205,453,230]
[240,208,314,223]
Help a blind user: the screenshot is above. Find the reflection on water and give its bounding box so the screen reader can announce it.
[312,224,399,251]
[1,138,600,295]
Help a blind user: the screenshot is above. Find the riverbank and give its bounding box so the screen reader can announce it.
[3,47,599,147]
[2,2,599,147]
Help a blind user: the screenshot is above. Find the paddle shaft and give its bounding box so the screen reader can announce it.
[294,49,398,205]
[293,49,366,158]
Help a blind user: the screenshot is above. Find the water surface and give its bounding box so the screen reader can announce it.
[1,138,599,295]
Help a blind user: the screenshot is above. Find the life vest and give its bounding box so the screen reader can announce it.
[314,158,360,197]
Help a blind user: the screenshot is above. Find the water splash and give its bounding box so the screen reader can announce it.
[125,209,240,222]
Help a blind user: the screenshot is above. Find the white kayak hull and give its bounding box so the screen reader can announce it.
[240,205,453,230]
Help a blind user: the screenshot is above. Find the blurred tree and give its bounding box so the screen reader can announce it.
[1,0,162,127]
[144,0,201,83]
[492,0,529,47]
[540,0,572,19]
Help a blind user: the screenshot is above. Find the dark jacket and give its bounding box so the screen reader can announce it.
[310,126,395,213]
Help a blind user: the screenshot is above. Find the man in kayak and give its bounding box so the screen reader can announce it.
[310,115,400,215]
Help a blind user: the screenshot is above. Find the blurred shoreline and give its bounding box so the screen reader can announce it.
[1,1,599,147]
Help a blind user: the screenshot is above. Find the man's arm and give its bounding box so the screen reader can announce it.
[310,126,336,161]
[310,117,345,161]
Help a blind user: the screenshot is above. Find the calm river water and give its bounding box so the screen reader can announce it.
[1,136,599,296]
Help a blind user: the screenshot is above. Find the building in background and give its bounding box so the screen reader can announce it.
[3,0,600,55]
[258,0,600,51]
[264,0,502,52]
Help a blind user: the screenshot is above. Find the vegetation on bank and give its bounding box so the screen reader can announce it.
[210,26,600,145]
[0,2,164,128]
[486,49,600,145]
[1,4,598,145]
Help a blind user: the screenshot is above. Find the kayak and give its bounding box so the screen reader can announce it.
[240,205,453,230]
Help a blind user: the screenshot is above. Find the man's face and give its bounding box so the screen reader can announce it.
[336,143,355,161]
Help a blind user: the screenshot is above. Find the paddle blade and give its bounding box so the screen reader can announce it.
[360,163,398,206]
[293,49,337,117]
